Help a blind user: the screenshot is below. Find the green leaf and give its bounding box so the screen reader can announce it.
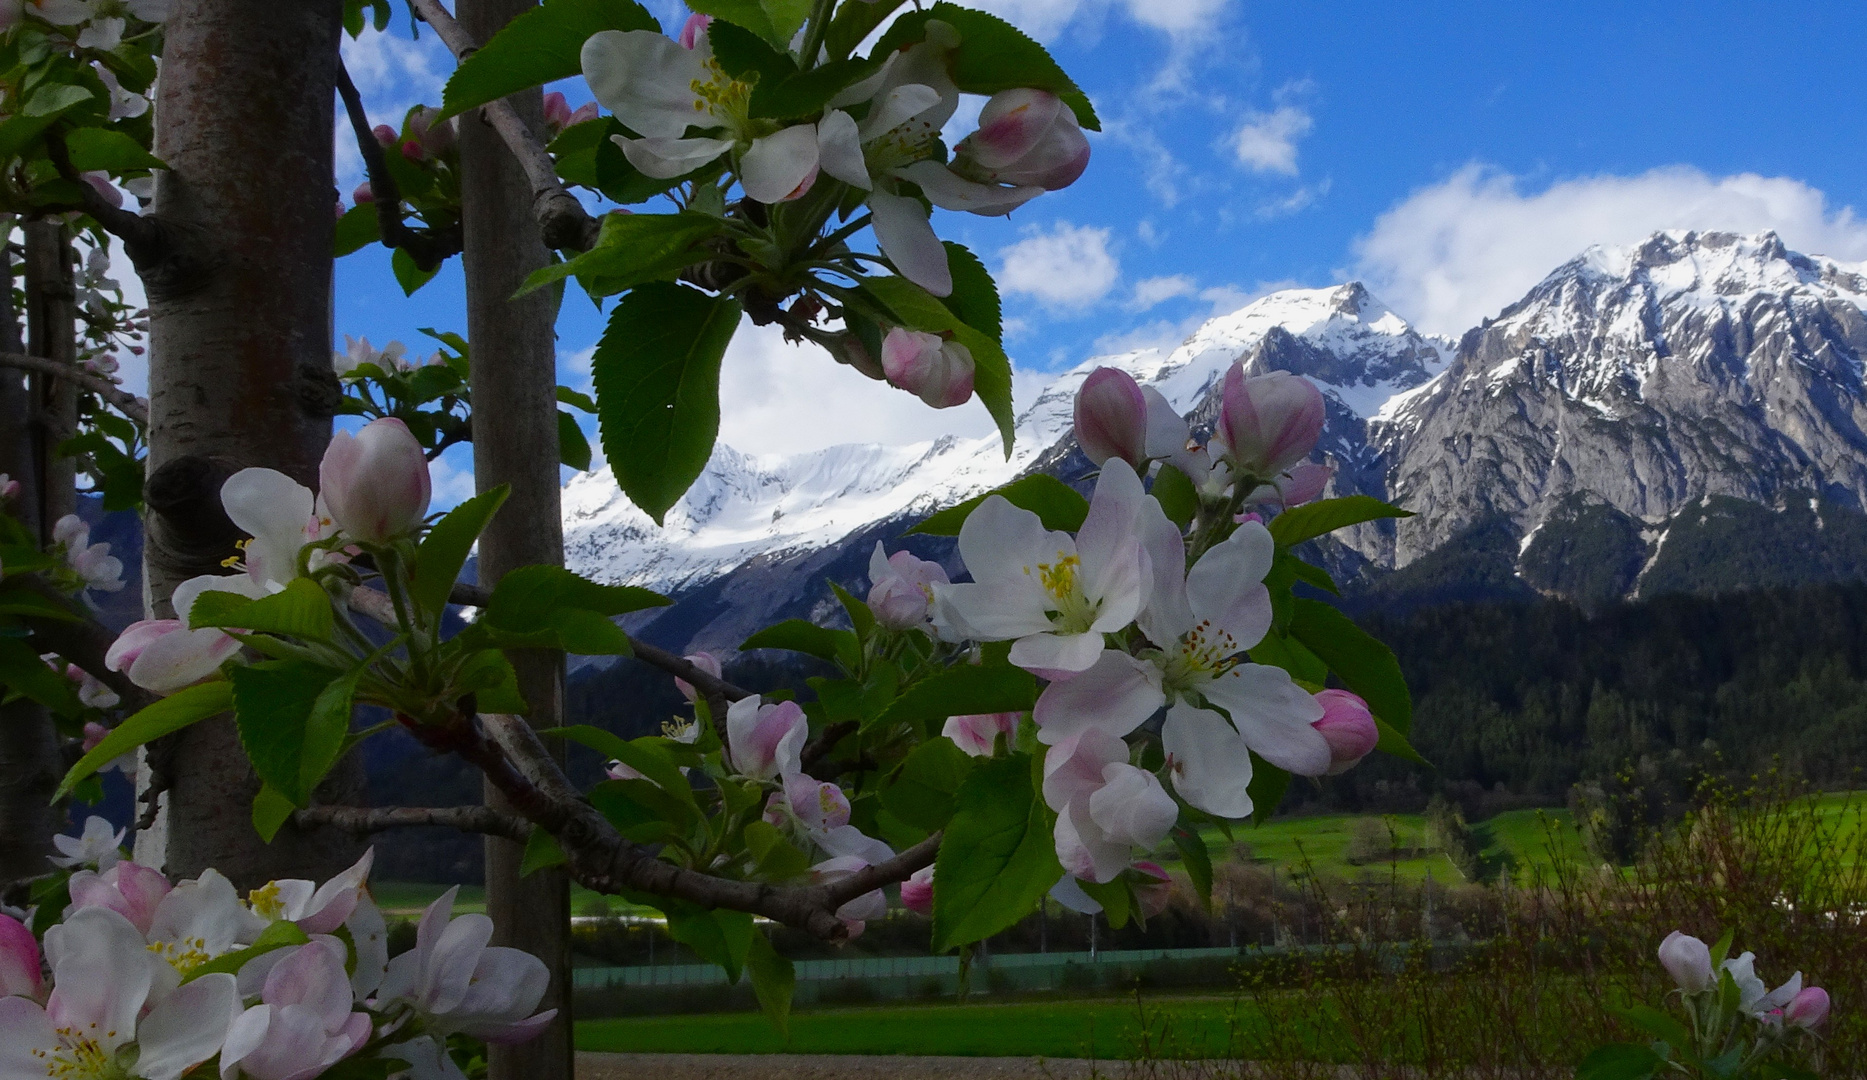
[745,932,795,1036]
[335,203,382,257]
[64,127,163,173]
[252,782,296,843]
[520,828,565,876]
[882,737,977,831]
[1076,876,1134,928]
[1288,598,1413,735]
[589,780,691,843]
[412,486,509,615]
[58,681,234,799]
[1269,495,1412,548]
[557,385,598,413]
[231,660,345,806]
[188,578,335,642]
[1245,752,1288,826]
[299,671,361,801]
[1248,631,1329,688]
[1576,1043,1664,1080]
[0,637,81,716]
[1609,1005,1692,1050]
[453,648,529,714]
[931,753,1062,952]
[1374,716,1429,767]
[863,275,1014,454]
[740,619,850,663]
[825,0,904,60]
[909,473,1088,536]
[392,247,440,295]
[940,242,1001,340]
[706,19,795,84]
[750,57,880,119]
[685,0,789,49]
[0,588,81,622]
[515,212,725,298]
[876,662,1036,734]
[558,411,592,471]
[551,725,691,796]
[743,820,811,881]
[829,581,875,641]
[871,4,1098,129]
[439,0,658,120]
[1288,556,1339,596]
[1171,826,1213,910]
[592,281,742,524]
[1151,464,1197,528]
[482,565,668,654]
[662,902,754,982]
[181,920,309,983]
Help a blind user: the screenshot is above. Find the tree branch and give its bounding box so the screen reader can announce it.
[405,0,600,252]
[0,350,148,425]
[292,804,531,841]
[19,578,157,714]
[334,59,464,272]
[42,130,172,270]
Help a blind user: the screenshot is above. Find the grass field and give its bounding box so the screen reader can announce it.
[1192,805,1590,885]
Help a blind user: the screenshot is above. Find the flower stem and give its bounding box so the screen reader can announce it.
[796,0,839,71]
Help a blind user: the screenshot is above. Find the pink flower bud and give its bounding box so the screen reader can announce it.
[942,712,1020,757]
[0,473,18,500]
[725,697,807,781]
[1658,931,1716,993]
[408,106,454,156]
[882,328,974,409]
[1786,986,1829,1028]
[401,139,426,162]
[954,89,1090,191]
[0,913,41,1000]
[784,774,851,832]
[867,543,949,631]
[352,181,374,204]
[1133,861,1173,920]
[567,101,599,127]
[672,651,723,703]
[372,124,398,147]
[105,618,241,695]
[67,860,172,935]
[1074,367,1149,468]
[1312,689,1378,774]
[900,865,934,915]
[82,172,122,209]
[678,13,711,49]
[542,91,573,132]
[1216,367,1325,479]
[319,417,432,543]
[831,332,885,380]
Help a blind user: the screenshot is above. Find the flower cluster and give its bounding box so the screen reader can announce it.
[0,819,552,1080]
[49,514,124,600]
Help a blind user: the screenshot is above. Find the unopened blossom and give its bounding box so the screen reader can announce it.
[50,815,122,870]
[376,887,555,1042]
[671,651,722,704]
[952,89,1090,191]
[106,614,242,695]
[0,474,18,500]
[942,712,1020,757]
[881,328,973,408]
[932,458,1152,677]
[1215,368,1325,480]
[352,181,373,204]
[405,107,455,158]
[332,335,406,377]
[676,12,708,48]
[219,939,371,1080]
[1072,367,1193,473]
[724,697,806,782]
[1033,517,1330,818]
[1133,861,1173,920]
[1313,690,1378,774]
[1786,986,1830,1028]
[244,849,375,935]
[53,515,124,595]
[65,859,170,935]
[1240,461,1333,514]
[1658,931,1714,993]
[320,418,432,543]
[541,92,597,135]
[0,914,41,1000]
[1042,727,1178,883]
[867,543,949,630]
[0,906,240,1080]
[900,865,934,916]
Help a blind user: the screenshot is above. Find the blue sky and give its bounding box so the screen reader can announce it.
[308,0,1867,503]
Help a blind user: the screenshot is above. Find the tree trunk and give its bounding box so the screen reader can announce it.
[138,0,360,885]
[23,221,76,538]
[458,1,573,1074]
[0,225,62,890]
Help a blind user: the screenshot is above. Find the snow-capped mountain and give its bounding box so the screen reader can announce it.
[565,230,1867,649]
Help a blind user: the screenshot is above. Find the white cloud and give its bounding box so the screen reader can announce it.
[1255,177,1330,220]
[714,320,1002,457]
[426,445,479,512]
[1093,316,1202,356]
[968,0,1227,41]
[1353,164,1867,336]
[997,222,1120,309]
[1129,274,1198,310]
[1230,104,1312,175]
[335,27,454,188]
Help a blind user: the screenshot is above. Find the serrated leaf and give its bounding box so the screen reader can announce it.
[64,126,162,173]
[740,619,849,663]
[661,902,754,982]
[58,681,234,799]
[750,57,880,120]
[745,932,795,1036]
[230,660,345,806]
[551,724,690,796]
[188,578,335,642]
[1269,495,1412,548]
[825,0,904,61]
[515,212,724,298]
[871,4,1097,129]
[1151,464,1197,528]
[592,282,741,524]
[412,486,508,614]
[931,753,1061,952]
[882,737,976,830]
[558,411,592,471]
[863,274,1014,454]
[557,386,597,412]
[941,242,1000,340]
[482,565,667,654]
[252,782,296,842]
[1374,716,1428,767]
[1288,598,1412,735]
[438,0,658,121]
[0,637,82,716]
[876,662,1035,734]
[1171,826,1213,910]
[391,246,440,295]
[909,473,1087,536]
[520,828,565,876]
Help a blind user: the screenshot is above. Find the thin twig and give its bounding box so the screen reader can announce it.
[405,0,600,252]
[334,59,463,271]
[292,804,531,842]
[0,350,148,424]
[42,130,169,264]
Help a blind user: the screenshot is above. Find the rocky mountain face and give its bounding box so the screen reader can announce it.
[566,230,1867,653]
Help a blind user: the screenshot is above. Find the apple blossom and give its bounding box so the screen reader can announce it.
[49,816,122,870]
[376,887,555,1043]
[900,865,934,916]
[1657,931,1714,992]
[380,1037,467,1080]
[1042,727,1177,883]
[1313,690,1379,775]
[52,516,123,595]
[332,336,406,378]
[932,458,1152,677]
[219,939,371,1080]
[0,474,17,500]
[1719,951,1803,1018]
[75,15,120,49]
[1071,367,1193,473]
[724,697,806,781]
[351,181,373,204]
[244,849,375,935]
[671,651,722,704]
[0,914,41,1001]
[809,856,886,937]
[142,869,266,977]
[676,12,709,48]
[881,329,974,408]
[1215,368,1325,480]
[65,860,170,935]
[952,89,1090,191]
[941,712,1020,757]
[1133,861,1173,920]
[18,0,90,26]
[105,616,241,695]
[1785,986,1829,1028]
[0,906,240,1080]
[319,418,432,543]
[607,718,700,782]
[867,543,949,630]
[92,61,147,120]
[72,666,119,709]
[406,107,455,157]
[541,91,597,135]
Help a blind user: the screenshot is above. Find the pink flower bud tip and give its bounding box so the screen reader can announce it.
[956,89,1090,191]
[1786,986,1830,1028]
[0,913,42,1000]
[401,140,426,162]
[543,92,572,131]
[1312,689,1378,774]
[319,417,432,543]
[882,328,974,409]
[900,865,934,916]
[372,124,398,146]
[1074,367,1150,469]
[1218,366,1325,480]
[672,651,723,703]
[678,13,712,49]
[352,181,374,204]
[867,544,949,631]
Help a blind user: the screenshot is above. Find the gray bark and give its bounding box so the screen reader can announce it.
[141,0,359,886]
[458,1,573,1073]
[23,221,76,538]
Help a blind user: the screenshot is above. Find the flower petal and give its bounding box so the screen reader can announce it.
[612,134,733,179]
[868,190,951,296]
[1032,649,1163,744]
[1040,726,1129,811]
[1186,522,1274,650]
[741,125,820,204]
[136,972,238,1080]
[1054,798,1130,884]
[816,110,869,189]
[0,997,59,1078]
[895,159,1042,215]
[1162,702,1256,819]
[580,30,710,139]
[219,467,314,585]
[1008,630,1107,678]
[857,83,943,140]
[1201,663,1330,777]
[1135,495,1192,648]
